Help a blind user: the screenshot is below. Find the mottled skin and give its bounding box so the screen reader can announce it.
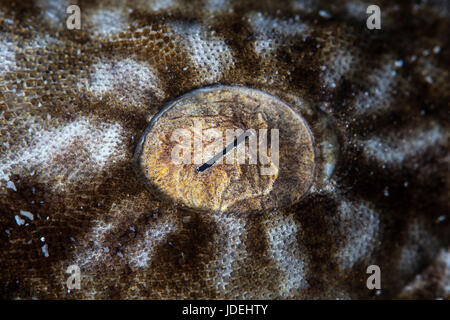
[0,0,449,299]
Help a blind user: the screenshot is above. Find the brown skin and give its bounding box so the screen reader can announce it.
[0,0,448,299]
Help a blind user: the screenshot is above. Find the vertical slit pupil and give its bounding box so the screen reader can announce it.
[197,131,250,172]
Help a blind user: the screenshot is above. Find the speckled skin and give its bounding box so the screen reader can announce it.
[0,0,449,299]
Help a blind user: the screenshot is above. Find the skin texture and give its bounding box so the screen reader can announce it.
[0,0,449,299]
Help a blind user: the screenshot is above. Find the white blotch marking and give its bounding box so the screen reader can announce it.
[248,12,310,43]
[360,126,447,166]
[127,215,180,269]
[170,23,234,83]
[319,140,338,182]
[73,195,180,271]
[86,58,163,101]
[246,12,310,83]
[207,213,247,293]
[26,34,61,50]
[334,200,380,269]
[353,61,398,114]
[6,180,16,191]
[344,1,374,21]
[74,220,114,268]
[89,8,128,38]
[204,0,230,14]
[36,0,68,28]
[0,118,126,191]
[418,58,441,86]
[146,0,176,12]
[397,219,439,278]
[322,49,354,89]
[0,38,17,76]
[443,252,450,294]
[324,162,335,181]
[266,214,308,295]
[253,39,274,56]
[401,249,450,296]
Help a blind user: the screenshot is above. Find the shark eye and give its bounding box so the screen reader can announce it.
[134,85,318,213]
